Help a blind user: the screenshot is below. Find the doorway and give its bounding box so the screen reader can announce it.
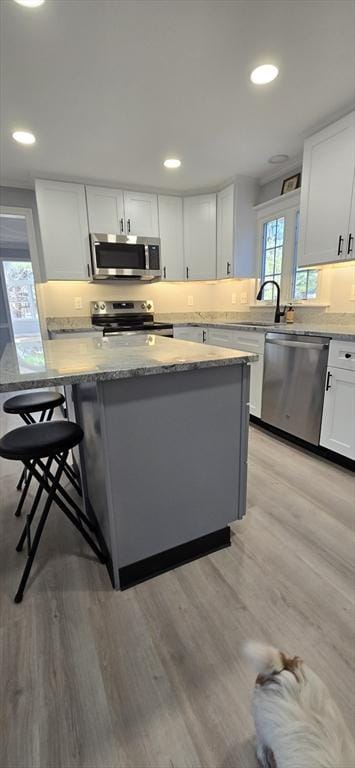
[0,212,44,369]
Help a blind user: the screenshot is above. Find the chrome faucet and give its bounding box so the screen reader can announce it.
[256,280,286,323]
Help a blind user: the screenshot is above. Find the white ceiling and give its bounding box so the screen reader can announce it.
[0,0,354,192]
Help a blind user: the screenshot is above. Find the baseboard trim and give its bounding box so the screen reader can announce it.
[119,526,231,590]
[250,416,355,471]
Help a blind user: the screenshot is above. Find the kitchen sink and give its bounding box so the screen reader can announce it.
[233,321,275,327]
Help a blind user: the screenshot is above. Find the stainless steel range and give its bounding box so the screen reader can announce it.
[90,300,173,337]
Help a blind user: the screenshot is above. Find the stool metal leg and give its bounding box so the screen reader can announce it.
[16,466,27,491]
[14,454,67,603]
[14,460,35,517]
[15,455,105,581]
[16,457,52,553]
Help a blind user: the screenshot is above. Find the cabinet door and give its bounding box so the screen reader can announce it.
[217,185,234,279]
[86,186,124,233]
[206,328,264,417]
[183,194,216,280]
[346,175,355,259]
[173,326,205,342]
[320,367,355,459]
[123,191,159,237]
[298,112,355,266]
[35,180,89,280]
[158,196,184,281]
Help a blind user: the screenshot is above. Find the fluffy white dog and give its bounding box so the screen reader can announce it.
[244,641,355,768]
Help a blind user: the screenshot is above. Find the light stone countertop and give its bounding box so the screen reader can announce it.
[172,321,355,341]
[0,334,257,393]
[46,316,355,342]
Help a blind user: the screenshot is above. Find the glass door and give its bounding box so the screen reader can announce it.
[0,213,42,368]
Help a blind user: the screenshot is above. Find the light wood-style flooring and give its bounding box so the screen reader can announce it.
[0,398,354,768]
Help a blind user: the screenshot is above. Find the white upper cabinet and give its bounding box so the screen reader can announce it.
[158,195,184,281]
[183,194,217,280]
[86,186,124,233]
[217,185,234,279]
[347,176,355,259]
[298,111,355,266]
[35,179,90,280]
[123,191,159,237]
[217,179,258,279]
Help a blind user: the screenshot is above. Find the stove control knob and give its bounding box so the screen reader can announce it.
[94,303,99,311]
[100,303,106,311]
[141,303,146,309]
[146,302,152,310]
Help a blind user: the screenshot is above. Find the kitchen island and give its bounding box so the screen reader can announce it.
[0,334,257,588]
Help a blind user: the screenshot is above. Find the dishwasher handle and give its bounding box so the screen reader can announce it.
[266,338,329,351]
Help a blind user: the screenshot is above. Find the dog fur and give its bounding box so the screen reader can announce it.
[244,641,355,768]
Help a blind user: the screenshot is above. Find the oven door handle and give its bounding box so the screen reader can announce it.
[266,339,329,351]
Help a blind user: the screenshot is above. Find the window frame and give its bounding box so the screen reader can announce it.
[255,190,323,305]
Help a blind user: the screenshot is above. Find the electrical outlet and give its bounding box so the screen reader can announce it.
[74,297,83,309]
[240,292,248,304]
[231,293,237,304]
[188,295,194,306]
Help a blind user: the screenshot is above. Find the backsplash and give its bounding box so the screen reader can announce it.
[39,262,355,323]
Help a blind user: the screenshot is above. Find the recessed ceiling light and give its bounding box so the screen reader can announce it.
[12,130,36,145]
[163,158,181,169]
[268,154,289,164]
[14,0,45,7]
[250,64,279,85]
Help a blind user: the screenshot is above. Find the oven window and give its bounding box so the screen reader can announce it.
[95,243,146,270]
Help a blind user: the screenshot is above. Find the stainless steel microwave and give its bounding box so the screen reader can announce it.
[90,233,161,281]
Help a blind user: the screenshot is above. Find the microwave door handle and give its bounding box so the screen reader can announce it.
[145,245,150,270]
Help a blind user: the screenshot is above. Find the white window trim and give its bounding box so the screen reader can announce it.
[254,191,326,306]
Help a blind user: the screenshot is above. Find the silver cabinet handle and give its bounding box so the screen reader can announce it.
[325,371,332,391]
[202,330,207,342]
[337,234,344,256]
[347,233,353,255]
[186,266,189,279]
[163,266,166,279]
[227,261,231,275]
[266,339,329,350]
[127,219,131,233]
[120,218,124,234]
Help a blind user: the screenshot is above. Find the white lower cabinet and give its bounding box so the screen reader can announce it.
[206,328,264,418]
[320,354,355,460]
[173,326,207,343]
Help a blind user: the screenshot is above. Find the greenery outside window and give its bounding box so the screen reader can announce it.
[256,192,319,304]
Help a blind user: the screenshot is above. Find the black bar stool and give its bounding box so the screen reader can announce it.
[3,391,81,516]
[0,420,105,603]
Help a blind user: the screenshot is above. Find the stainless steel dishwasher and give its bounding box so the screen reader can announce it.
[262,333,330,445]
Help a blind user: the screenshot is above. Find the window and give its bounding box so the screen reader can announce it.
[258,196,319,303]
[292,211,318,300]
[261,217,285,301]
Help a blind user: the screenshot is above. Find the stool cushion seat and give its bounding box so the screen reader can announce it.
[0,421,83,461]
[3,391,65,415]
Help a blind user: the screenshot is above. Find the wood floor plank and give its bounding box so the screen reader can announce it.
[1,400,354,768]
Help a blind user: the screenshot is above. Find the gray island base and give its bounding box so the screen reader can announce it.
[73,363,250,588]
[0,334,256,589]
